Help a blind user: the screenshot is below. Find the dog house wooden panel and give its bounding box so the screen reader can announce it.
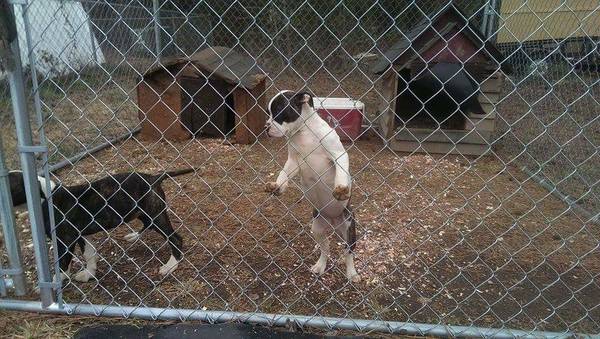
[233,81,267,146]
[137,71,190,141]
[373,4,507,156]
[137,46,268,144]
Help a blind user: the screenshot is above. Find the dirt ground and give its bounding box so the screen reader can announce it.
[5,133,599,335]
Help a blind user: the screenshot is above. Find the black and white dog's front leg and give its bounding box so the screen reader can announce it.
[266,150,299,196]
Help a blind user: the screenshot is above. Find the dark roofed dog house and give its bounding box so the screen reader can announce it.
[373,3,506,155]
[137,46,268,144]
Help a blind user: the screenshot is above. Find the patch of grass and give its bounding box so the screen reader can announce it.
[1,314,75,339]
[0,65,140,171]
[48,140,84,165]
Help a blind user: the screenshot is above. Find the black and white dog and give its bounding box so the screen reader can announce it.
[264,90,360,282]
[8,169,194,282]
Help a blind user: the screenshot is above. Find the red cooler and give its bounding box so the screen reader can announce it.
[314,97,364,141]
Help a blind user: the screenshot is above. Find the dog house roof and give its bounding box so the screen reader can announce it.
[372,3,505,74]
[144,46,267,89]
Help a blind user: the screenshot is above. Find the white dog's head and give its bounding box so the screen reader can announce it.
[265,90,314,138]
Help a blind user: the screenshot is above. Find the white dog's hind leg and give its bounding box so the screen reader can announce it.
[335,208,360,282]
[310,215,330,276]
[344,252,360,283]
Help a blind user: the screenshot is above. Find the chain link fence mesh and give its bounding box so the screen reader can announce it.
[1,0,599,336]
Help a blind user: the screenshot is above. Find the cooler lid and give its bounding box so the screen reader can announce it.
[314,97,364,110]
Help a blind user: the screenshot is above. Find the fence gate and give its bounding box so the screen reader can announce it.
[1,0,599,337]
[0,135,27,298]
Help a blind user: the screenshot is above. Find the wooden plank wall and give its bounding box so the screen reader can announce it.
[378,69,399,139]
[233,80,267,144]
[138,73,190,141]
[465,72,503,139]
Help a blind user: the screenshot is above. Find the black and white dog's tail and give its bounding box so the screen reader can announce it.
[153,168,198,184]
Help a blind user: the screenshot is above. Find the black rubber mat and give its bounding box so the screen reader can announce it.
[73,322,364,339]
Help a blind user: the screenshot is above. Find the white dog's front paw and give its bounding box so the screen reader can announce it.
[310,261,326,275]
[73,270,94,282]
[332,185,351,201]
[265,181,283,196]
[158,255,179,276]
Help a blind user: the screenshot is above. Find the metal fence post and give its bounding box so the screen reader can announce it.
[0,263,7,297]
[480,0,490,34]
[20,3,44,134]
[19,1,62,305]
[153,0,161,57]
[0,136,27,296]
[5,4,54,307]
[486,0,499,40]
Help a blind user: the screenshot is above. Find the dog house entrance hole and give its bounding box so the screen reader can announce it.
[394,67,468,131]
[180,76,235,138]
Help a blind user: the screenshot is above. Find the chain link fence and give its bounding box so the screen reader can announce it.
[1,0,599,337]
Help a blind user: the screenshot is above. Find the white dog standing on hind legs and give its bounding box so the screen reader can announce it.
[265,90,360,282]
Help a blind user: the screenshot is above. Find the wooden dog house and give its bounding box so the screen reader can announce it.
[373,3,506,155]
[137,46,268,144]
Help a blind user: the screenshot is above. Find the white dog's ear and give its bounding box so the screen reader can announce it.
[295,92,314,108]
